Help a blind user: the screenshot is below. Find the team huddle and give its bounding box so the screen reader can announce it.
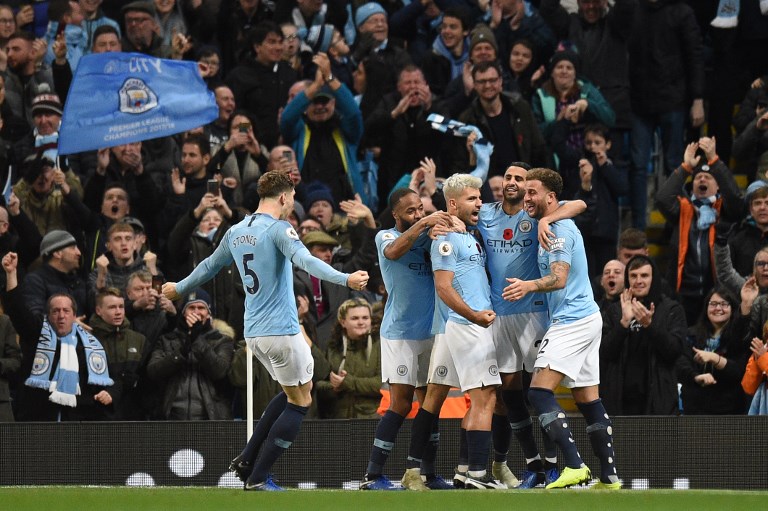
[164,166,620,491]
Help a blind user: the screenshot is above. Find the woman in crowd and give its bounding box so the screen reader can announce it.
[316,298,381,419]
[504,38,544,103]
[677,286,750,414]
[742,320,768,415]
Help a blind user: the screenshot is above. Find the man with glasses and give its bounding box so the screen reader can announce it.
[121,1,169,57]
[455,61,548,179]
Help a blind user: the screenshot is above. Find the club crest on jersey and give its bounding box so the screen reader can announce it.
[382,232,396,241]
[519,220,532,233]
[438,241,452,256]
[435,366,448,377]
[549,237,566,251]
[286,227,299,240]
[397,365,408,376]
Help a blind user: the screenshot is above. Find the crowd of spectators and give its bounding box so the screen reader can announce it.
[1,0,768,422]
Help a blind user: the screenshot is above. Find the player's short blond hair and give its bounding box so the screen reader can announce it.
[443,173,482,200]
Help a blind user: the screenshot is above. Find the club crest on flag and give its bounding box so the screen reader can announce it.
[58,53,218,155]
[120,78,158,114]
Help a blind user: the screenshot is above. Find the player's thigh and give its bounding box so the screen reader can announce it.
[445,321,501,392]
[246,333,314,387]
[381,336,433,387]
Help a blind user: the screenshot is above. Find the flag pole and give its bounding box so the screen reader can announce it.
[246,343,253,440]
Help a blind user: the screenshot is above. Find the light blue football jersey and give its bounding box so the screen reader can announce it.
[478,202,547,316]
[376,228,435,340]
[538,218,599,324]
[176,213,349,338]
[430,231,492,325]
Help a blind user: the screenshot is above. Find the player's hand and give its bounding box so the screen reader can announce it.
[423,211,453,229]
[162,282,180,301]
[537,218,554,250]
[347,270,369,291]
[472,309,496,328]
[502,278,529,302]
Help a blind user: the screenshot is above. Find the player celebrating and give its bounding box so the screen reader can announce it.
[360,188,453,490]
[503,168,620,490]
[478,162,585,488]
[163,171,368,491]
[402,174,504,491]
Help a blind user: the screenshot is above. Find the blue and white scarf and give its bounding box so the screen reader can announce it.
[427,113,494,182]
[34,129,60,165]
[25,319,113,407]
[692,195,718,231]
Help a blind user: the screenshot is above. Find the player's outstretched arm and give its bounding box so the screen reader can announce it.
[346,270,369,291]
[292,248,351,287]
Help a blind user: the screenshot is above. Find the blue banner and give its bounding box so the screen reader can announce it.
[58,53,218,155]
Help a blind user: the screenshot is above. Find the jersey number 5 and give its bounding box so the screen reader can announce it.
[242,254,259,294]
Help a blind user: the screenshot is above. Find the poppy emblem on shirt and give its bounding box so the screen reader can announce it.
[503,229,513,240]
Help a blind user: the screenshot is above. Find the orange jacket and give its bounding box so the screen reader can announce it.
[378,386,471,418]
[742,352,768,396]
[675,196,721,292]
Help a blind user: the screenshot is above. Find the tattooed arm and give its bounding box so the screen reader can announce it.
[501,261,570,302]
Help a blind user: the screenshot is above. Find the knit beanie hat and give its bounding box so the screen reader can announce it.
[31,93,63,116]
[355,2,387,28]
[549,49,580,74]
[40,230,77,257]
[303,182,336,211]
[299,24,335,53]
[469,24,498,54]
[181,288,213,315]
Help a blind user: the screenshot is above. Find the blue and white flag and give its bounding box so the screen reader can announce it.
[58,53,218,155]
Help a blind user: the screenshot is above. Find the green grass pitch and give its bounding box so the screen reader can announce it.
[2,487,767,511]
